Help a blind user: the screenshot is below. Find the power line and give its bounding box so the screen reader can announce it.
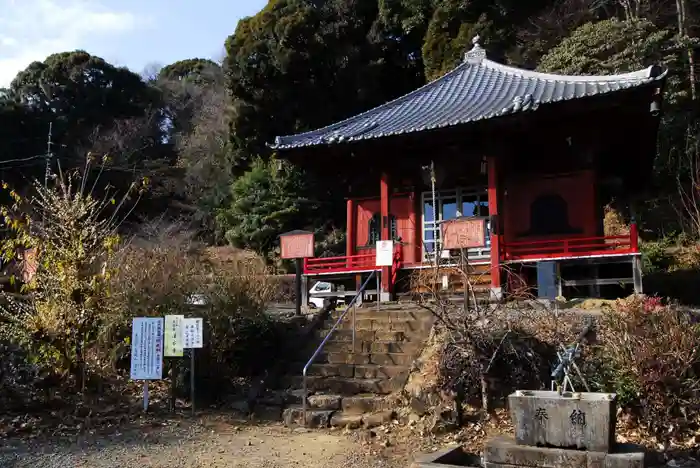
[0,155,45,165]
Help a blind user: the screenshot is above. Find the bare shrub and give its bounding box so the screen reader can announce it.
[596,295,700,435]
[412,254,570,415]
[411,247,700,442]
[433,303,591,412]
[603,204,630,236]
[105,222,281,400]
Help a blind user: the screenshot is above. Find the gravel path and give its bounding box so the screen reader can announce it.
[0,416,409,468]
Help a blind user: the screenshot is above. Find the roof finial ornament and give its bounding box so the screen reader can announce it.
[464,34,486,64]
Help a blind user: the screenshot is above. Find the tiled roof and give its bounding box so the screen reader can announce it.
[271,38,667,150]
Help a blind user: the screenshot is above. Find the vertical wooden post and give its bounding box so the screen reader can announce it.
[190,349,196,416]
[346,199,355,268]
[408,191,418,265]
[630,206,642,294]
[355,274,363,307]
[630,222,639,252]
[486,156,502,300]
[301,275,309,313]
[380,172,392,300]
[170,359,178,412]
[632,256,643,294]
[295,258,303,316]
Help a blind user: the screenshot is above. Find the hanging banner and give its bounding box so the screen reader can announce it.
[130,317,164,380]
[164,315,184,357]
[375,240,394,266]
[183,318,204,349]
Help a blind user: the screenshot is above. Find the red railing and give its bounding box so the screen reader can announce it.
[303,244,404,276]
[501,224,639,261]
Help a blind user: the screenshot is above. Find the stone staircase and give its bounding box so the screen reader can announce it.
[256,303,435,428]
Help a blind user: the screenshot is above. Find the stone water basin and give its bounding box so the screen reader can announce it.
[508,390,617,452]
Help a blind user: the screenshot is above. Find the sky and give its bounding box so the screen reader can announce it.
[0,0,268,87]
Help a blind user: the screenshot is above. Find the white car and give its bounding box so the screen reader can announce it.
[308,281,346,309]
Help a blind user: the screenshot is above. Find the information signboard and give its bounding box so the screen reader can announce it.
[442,217,487,250]
[183,318,203,349]
[375,240,394,266]
[280,230,314,259]
[164,315,184,357]
[130,317,164,380]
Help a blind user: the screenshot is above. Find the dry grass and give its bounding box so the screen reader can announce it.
[603,204,630,236]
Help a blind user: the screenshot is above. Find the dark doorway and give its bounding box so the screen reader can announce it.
[520,194,582,237]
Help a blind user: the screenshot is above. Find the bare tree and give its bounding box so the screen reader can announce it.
[410,246,552,421]
[157,64,232,229]
[676,0,698,101]
[677,124,700,236]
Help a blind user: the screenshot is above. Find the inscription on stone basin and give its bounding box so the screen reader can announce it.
[508,390,616,452]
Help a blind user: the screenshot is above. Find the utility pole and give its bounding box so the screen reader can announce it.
[44,122,53,188]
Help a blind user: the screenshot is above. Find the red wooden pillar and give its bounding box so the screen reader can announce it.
[486,156,502,299]
[380,172,392,298]
[346,198,355,268]
[409,191,419,265]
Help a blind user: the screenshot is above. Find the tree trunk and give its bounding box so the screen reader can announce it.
[677,0,696,100]
[480,374,490,419]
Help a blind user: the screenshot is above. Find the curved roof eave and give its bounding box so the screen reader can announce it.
[270,41,668,151]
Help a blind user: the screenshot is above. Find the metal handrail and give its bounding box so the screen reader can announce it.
[302,270,377,425]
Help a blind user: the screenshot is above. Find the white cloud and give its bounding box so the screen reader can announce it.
[0,0,145,86]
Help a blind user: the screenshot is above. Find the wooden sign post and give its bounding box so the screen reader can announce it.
[441,218,488,309]
[280,230,315,316]
[183,317,204,416]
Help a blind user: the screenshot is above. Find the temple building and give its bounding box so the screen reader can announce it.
[272,38,667,304]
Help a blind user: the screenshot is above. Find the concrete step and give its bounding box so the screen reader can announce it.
[303,363,408,379]
[305,363,355,378]
[340,394,391,415]
[354,365,409,379]
[307,393,342,410]
[317,329,415,343]
[329,309,433,320]
[322,318,433,333]
[283,405,395,429]
[283,406,334,428]
[323,352,415,366]
[321,340,422,354]
[282,375,401,395]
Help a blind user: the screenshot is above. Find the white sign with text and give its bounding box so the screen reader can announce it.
[130,317,164,380]
[375,240,394,266]
[183,318,203,349]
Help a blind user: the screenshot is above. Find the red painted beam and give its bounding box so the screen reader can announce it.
[346,199,355,268]
[486,156,501,292]
[380,172,391,295]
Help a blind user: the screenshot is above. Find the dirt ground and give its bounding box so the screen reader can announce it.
[0,414,413,468]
